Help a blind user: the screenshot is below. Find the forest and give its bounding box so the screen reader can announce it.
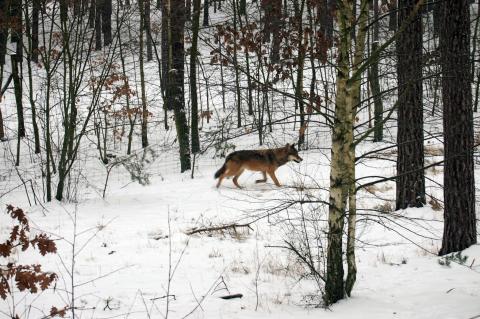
[0,0,479,318]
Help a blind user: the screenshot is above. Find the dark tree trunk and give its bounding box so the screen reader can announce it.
[203,0,209,26]
[102,0,112,46]
[371,0,383,141]
[10,0,22,44]
[145,0,153,61]
[32,0,40,63]
[270,0,282,63]
[12,55,25,138]
[186,0,192,20]
[239,0,246,14]
[161,0,172,110]
[95,0,103,50]
[89,0,96,28]
[439,0,476,255]
[0,0,8,66]
[395,0,425,210]
[389,0,397,31]
[139,0,149,148]
[432,0,441,37]
[170,0,191,171]
[190,0,201,154]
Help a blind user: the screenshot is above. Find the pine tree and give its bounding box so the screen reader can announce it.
[395,0,425,210]
[439,0,476,255]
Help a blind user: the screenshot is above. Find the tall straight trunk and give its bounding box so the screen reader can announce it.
[190,0,201,154]
[139,0,149,148]
[370,0,383,141]
[439,0,476,255]
[102,0,112,46]
[295,0,306,149]
[239,0,246,14]
[95,0,103,50]
[145,0,153,61]
[233,0,241,128]
[389,0,397,31]
[395,0,425,210]
[203,0,209,26]
[270,0,282,63]
[89,0,96,28]
[24,4,41,153]
[0,0,8,65]
[237,5,253,115]
[32,0,40,63]
[170,0,191,171]
[11,55,25,138]
[10,0,21,44]
[117,5,135,154]
[186,0,192,19]
[326,1,351,305]
[161,0,172,110]
[326,0,368,304]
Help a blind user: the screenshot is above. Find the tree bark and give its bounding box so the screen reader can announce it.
[439,0,476,255]
[190,0,201,154]
[170,0,191,171]
[102,0,112,46]
[395,0,425,210]
[139,0,149,148]
[370,0,383,142]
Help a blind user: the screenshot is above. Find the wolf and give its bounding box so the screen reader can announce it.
[214,143,303,189]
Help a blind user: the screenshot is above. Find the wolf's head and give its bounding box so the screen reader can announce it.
[286,143,303,163]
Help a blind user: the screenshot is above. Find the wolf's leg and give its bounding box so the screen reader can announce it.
[216,174,225,188]
[233,169,244,189]
[267,170,281,187]
[255,171,267,183]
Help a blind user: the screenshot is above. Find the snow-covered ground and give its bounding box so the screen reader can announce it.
[1,147,479,319]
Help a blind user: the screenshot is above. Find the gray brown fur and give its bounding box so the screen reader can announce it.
[214,143,303,188]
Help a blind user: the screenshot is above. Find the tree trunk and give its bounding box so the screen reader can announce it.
[326,0,368,304]
[139,0,149,148]
[95,0,103,50]
[12,55,25,138]
[32,0,40,63]
[389,0,397,31]
[145,0,153,61]
[102,0,112,46]
[190,0,201,154]
[439,0,476,255]
[395,0,425,210]
[270,0,282,63]
[170,0,191,171]
[233,0,242,128]
[203,0,209,26]
[370,0,383,141]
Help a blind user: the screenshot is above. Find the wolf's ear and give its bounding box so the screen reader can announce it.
[291,143,295,148]
[285,143,290,148]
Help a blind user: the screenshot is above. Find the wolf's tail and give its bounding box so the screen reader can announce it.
[214,163,227,179]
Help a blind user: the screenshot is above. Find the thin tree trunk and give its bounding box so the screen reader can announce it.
[32,0,40,63]
[102,0,112,46]
[203,0,209,26]
[139,0,149,148]
[95,0,103,50]
[170,0,191,171]
[233,0,242,128]
[145,0,153,61]
[12,55,25,138]
[370,0,383,142]
[190,0,201,154]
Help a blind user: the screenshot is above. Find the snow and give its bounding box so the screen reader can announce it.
[1,151,479,318]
